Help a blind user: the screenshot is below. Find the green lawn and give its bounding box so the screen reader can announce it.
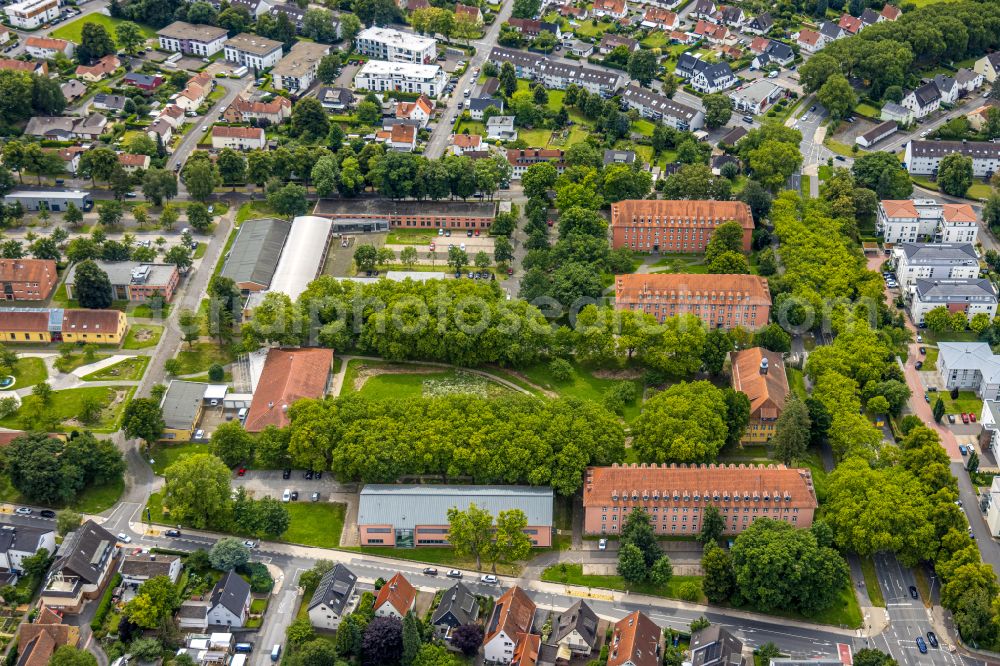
[283,502,346,548]
[786,367,807,400]
[236,201,278,224]
[56,353,111,374]
[650,253,709,274]
[82,356,149,382]
[340,360,513,400]
[823,137,856,158]
[923,347,938,371]
[514,361,643,422]
[632,119,656,137]
[542,564,706,603]
[131,302,172,319]
[860,557,885,607]
[0,386,134,433]
[149,442,211,476]
[386,228,439,245]
[352,544,522,576]
[0,474,123,513]
[519,127,553,147]
[9,357,47,389]
[735,580,863,628]
[940,390,982,415]
[123,324,163,349]
[172,343,236,375]
[51,14,157,44]
[800,174,811,198]
[854,102,881,118]
[572,19,614,38]
[911,175,992,202]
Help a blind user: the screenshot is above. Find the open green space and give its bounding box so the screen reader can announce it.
[282,502,346,548]
[736,580,863,628]
[513,361,643,421]
[921,329,980,344]
[911,175,992,201]
[82,356,149,382]
[860,557,885,607]
[56,353,111,374]
[130,302,172,319]
[786,367,807,400]
[340,359,514,400]
[0,472,123,514]
[0,386,134,433]
[572,19,614,38]
[651,253,709,274]
[352,545,522,576]
[51,14,157,44]
[123,324,163,350]
[939,390,982,415]
[236,200,278,224]
[854,102,882,118]
[9,357,47,389]
[822,137,856,158]
[149,442,211,476]
[172,343,236,375]
[923,347,938,371]
[385,228,439,245]
[542,563,706,603]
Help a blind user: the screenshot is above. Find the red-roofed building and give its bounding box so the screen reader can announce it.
[222,95,291,124]
[614,273,771,329]
[75,54,120,82]
[118,153,151,172]
[450,133,483,155]
[25,36,73,59]
[0,59,47,75]
[749,36,770,54]
[389,123,417,152]
[455,3,483,23]
[484,586,537,663]
[511,633,541,666]
[879,3,900,21]
[731,347,788,442]
[611,199,753,253]
[795,28,822,52]
[592,0,627,18]
[838,13,863,34]
[244,348,334,432]
[641,7,677,29]
[608,611,661,666]
[0,258,57,301]
[506,148,566,179]
[211,125,266,150]
[395,94,433,126]
[373,573,416,618]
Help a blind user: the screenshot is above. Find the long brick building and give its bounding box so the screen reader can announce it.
[583,463,818,536]
[610,200,754,253]
[0,258,57,301]
[614,273,771,330]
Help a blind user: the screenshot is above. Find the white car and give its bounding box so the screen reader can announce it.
[480,574,499,584]
[598,538,607,550]
[243,540,257,548]
[15,507,31,515]
[117,533,132,543]
[282,489,291,502]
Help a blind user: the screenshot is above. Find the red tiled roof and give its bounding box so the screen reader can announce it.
[615,273,771,305]
[161,104,185,119]
[118,153,149,167]
[608,611,660,666]
[750,36,770,53]
[0,259,56,285]
[611,200,754,230]
[731,347,788,420]
[455,3,481,19]
[25,37,70,51]
[0,59,46,74]
[0,310,48,333]
[797,29,820,45]
[880,4,900,20]
[212,125,265,139]
[62,309,124,333]
[486,586,536,644]
[838,13,862,32]
[452,133,482,148]
[391,124,416,143]
[511,633,541,666]
[880,199,918,218]
[244,348,333,432]
[593,0,625,12]
[373,573,416,615]
[943,203,977,223]
[76,54,120,77]
[644,7,676,23]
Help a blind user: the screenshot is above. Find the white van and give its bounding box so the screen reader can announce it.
[270,645,281,662]
[238,407,248,421]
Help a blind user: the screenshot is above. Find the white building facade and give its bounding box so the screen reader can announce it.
[4,0,58,29]
[354,60,447,98]
[355,27,436,64]
[877,199,979,245]
[891,243,980,292]
[223,33,283,70]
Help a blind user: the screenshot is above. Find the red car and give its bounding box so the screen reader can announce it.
[961,413,970,424]
[429,242,436,251]
[474,229,480,236]
[971,412,977,423]
[507,267,514,275]
[237,467,246,476]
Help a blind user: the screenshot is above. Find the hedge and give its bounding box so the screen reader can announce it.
[90,573,122,631]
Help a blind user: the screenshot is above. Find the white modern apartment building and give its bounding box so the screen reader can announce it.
[940,342,1000,400]
[905,139,1000,177]
[487,47,623,97]
[891,243,980,291]
[877,199,979,245]
[271,41,329,92]
[910,278,998,327]
[223,33,283,71]
[354,60,447,98]
[5,0,58,29]
[355,27,436,64]
[157,21,229,56]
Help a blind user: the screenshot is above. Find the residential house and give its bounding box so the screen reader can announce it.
[146,118,173,145]
[354,60,448,98]
[600,33,639,54]
[592,0,627,18]
[175,82,208,112]
[749,36,770,55]
[507,18,562,38]
[877,199,979,244]
[0,308,127,345]
[355,26,437,64]
[548,600,599,658]
[729,79,784,114]
[271,40,330,92]
[4,0,58,29]
[455,3,483,23]
[231,0,272,18]
[901,81,942,119]
[730,347,788,443]
[25,114,107,140]
[177,601,210,631]
[694,19,733,45]
[487,115,518,141]
[608,611,660,666]
[641,7,677,29]
[611,199,753,252]
[794,29,823,53]
[671,30,696,44]
[396,94,433,127]
[744,12,773,34]
[24,36,72,59]
[0,59,47,75]
[507,148,566,178]
[469,95,503,120]
[358,485,553,546]
[244,347,334,432]
[211,126,267,150]
[207,571,252,627]
[956,68,985,95]
[65,260,179,303]
[983,473,1000,536]
[157,21,228,56]
[118,153,150,172]
[691,0,716,21]
[223,95,292,124]
[621,84,704,130]
[690,625,746,666]
[910,278,998,326]
[373,573,416,618]
[307,564,358,630]
[388,123,417,151]
[158,380,208,442]
[16,607,77,666]
[891,243,979,291]
[905,139,1000,177]
[558,4,588,19]
[47,146,85,175]
[880,3,901,20]
[615,273,771,329]
[119,552,182,586]
[763,40,794,65]
[60,80,86,102]
[511,634,541,666]
[837,13,862,34]
[92,93,127,113]
[484,586,537,664]
[674,53,736,93]
[859,7,879,26]
[604,149,635,165]
[938,341,1000,399]
[0,523,55,576]
[40,520,120,614]
[450,133,483,155]
[431,582,480,640]
[719,126,747,146]
[880,101,913,124]
[716,5,745,28]
[818,20,844,42]
[933,73,959,104]
[123,73,164,91]
[224,33,284,70]
[967,104,995,132]
[316,86,354,111]
[855,120,898,148]
[487,47,623,96]
[974,53,1000,84]
[74,54,119,81]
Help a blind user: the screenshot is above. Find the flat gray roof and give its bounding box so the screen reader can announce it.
[160,380,206,430]
[314,199,496,218]
[220,217,291,288]
[358,485,553,528]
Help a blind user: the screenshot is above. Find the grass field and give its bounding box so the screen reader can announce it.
[123,324,163,349]
[860,557,885,607]
[340,360,513,400]
[940,390,982,415]
[0,386,134,433]
[514,361,643,422]
[172,343,236,375]
[51,14,157,45]
[236,201,278,224]
[651,253,708,274]
[923,347,939,371]
[82,356,149,381]
[283,502,346,548]
[149,442,211,476]
[542,564,706,603]
[0,474,123,513]
[911,175,992,201]
[9,357,47,389]
[786,367,807,400]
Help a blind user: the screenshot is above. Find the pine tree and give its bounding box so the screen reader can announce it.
[932,397,945,423]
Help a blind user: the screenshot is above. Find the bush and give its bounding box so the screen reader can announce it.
[90,573,122,632]
[549,358,573,383]
[243,562,274,593]
[207,363,224,382]
[678,580,702,602]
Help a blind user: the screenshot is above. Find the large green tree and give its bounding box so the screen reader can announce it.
[771,398,811,465]
[72,260,113,309]
[631,381,729,462]
[163,453,232,529]
[937,153,974,197]
[447,503,494,570]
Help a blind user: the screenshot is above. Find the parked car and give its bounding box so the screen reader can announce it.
[480,574,499,584]
[237,467,246,476]
[971,412,977,422]
[919,346,926,354]
[304,470,314,480]
[927,632,938,648]
[282,468,291,479]
[962,413,970,424]
[948,414,956,424]
[909,585,919,599]
[960,444,968,455]
[423,567,438,575]
[924,393,930,403]
[598,538,607,550]
[117,533,132,543]
[165,529,182,537]
[282,489,291,502]
[915,361,923,370]
[446,570,463,578]
[14,507,31,515]
[39,510,56,518]
[311,492,320,502]
[245,540,258,548]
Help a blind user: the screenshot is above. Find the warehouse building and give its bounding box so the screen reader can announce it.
[4,190,92,212]
[220,218,291,292]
